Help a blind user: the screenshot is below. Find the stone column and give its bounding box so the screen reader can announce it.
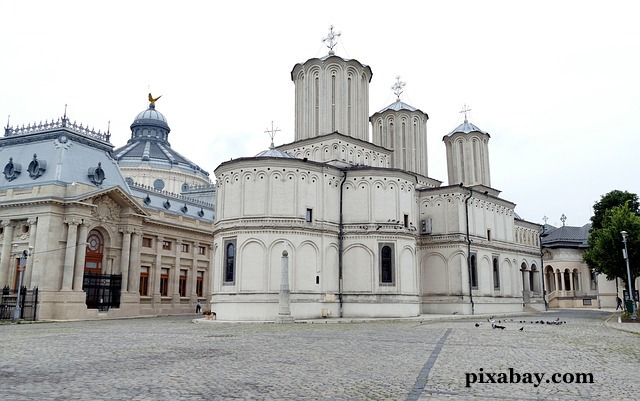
[119,227,132,293]
[72,221,89,291]
[61,218,80,291]
[24,218,38,288]
[154,236,163,296]
[129,229,141,294]
[568,271,574,291]
[555,271,561,291]
[275,249,294,323]
[191,241,199,299]
[207,244,214,297]
[0,220,14,287]
[173,239,182,302]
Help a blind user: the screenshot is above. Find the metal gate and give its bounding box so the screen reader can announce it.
[0,286,39,321]
[83,274,121,311]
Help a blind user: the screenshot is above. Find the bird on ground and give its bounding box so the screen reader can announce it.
[148,93,162,104]
[519,327,524,331]
[475,323,481,327]
[492,323,506,330]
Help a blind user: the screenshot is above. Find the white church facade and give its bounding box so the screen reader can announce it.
[211,32,545,320]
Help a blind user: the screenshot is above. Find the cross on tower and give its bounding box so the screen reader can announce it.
[322,25,341,54]
[560,213,567,226]
[460,104,471,122]
[542,215,549,224]
[265,121,281,149]
[391,76,406,101]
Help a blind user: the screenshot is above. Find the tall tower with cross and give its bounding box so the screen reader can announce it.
[291,26,373,142]
[442,105,493,188]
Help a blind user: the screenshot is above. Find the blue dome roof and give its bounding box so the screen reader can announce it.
[131,103,169,130]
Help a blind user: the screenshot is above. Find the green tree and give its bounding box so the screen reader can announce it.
[591,190,639,230]
[584,202,640,292]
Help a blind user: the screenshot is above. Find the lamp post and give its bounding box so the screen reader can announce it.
[620,231,636,321]
[13,249,28,322]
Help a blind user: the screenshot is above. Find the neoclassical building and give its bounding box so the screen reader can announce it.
[542,223,621,308]
[211,35,545,320]
[0,100,215,320]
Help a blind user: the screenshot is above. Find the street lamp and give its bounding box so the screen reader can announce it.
[13,249,28,322]
[620,231,636,321]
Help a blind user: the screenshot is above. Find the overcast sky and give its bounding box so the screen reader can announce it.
[1,1,638,227]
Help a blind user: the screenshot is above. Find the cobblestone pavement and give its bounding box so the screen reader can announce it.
[1,309,638,400]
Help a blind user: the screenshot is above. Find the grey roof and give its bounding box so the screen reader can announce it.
[0,122,131,192]
[445,119,489,137]
[541,223,591,248]
[129,182,215,222]
[255,146,295,158]
[113,103,210,178]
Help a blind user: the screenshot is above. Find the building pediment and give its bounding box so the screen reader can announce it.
[73,186,149,219]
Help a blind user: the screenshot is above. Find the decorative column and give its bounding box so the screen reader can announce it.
[275,248,294,323]
[61,218,80,291]
[173,239,182,302]
[191,241,199,299]
[72,221,89,291]
[24,218,38,287]
[129,229,141,294]
[154,236,163,296]
[207,244,214,296]
[119,227,132,293]
[568,271,574,292]
[0,220,14,287]
[555,271,561,291]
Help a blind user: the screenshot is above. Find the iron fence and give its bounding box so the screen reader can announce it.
[83,273,121,311]
[0,286,39,321]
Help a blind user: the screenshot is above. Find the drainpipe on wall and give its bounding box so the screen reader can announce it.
[338,170,348,318]
[464,185,475,315]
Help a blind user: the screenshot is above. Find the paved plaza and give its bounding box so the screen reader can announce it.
[1,309,638,400]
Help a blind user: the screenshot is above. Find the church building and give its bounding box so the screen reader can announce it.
[211,28,545,320]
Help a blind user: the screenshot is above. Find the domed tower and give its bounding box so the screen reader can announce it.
[370,76,429,177]
[442,107,491,187]
[291,26,372,142]
[114,95,211,194]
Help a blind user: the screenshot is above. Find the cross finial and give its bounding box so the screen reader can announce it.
[5,114,10,129]
[265,121,281,149]
[560,213,567,226]
[542,215,548,224]
[460,104,471,123]
[322,25,341,55]
[391,76,406,101]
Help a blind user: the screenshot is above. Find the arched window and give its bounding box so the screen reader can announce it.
[85,229,104,275]
[224,240,236,284]
[563,269,571,291]
[470,253,478,289]
[380,245,394,284]
[493,257,500,290]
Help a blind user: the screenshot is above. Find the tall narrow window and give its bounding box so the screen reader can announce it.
[404,214,409,228]
[470,253,478,289]
[139,267,149,296]
[179,270,188,297]
[224,240,236,284]
[347,77,352,133]
[493,256,500,290]
[314,77,319,135]
[160,268,169,296]
[196,271,204,297]
[331,74,336,131]
[380,244,394,284]
[306,208,313,222]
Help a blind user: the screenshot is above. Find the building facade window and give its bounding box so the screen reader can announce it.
[181,243,189,253]
[153,179,165,190]
[379,243,394,284]
[142,237,152,248]
[162,241,172,251]
[493,256,500,290]
[196,271,204,297]
[198,246,206,255]
[179,270,188,297]
[160,268,169,296]
[470,253,478,289]
[224,239,236,284]
[139,267,149,296]
[84,229,104,275]
[306,208,313,222]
